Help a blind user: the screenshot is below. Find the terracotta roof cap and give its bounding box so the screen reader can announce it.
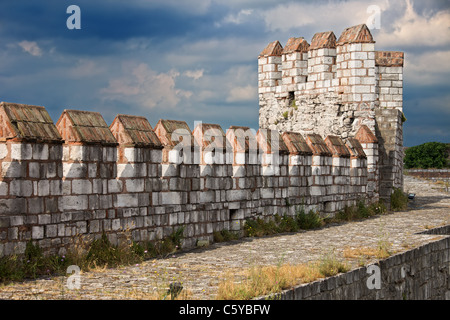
[110,114,162,148]
[281,131,312,155]
[309,31,336,50]
[337,24,375,44]
[0,102,62,143]
[259,40,283,57]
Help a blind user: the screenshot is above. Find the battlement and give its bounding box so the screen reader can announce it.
[0,101,379,256]
[259,24,403,105]
[0,24,404,257]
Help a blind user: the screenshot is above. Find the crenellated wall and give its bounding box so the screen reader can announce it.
[0,100,378,256]
[0,23,405,256]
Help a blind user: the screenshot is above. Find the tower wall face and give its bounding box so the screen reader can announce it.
[259,24,404,200]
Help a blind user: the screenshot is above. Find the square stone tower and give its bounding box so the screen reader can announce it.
[258,24,404,202]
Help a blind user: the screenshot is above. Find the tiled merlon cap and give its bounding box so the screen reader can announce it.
[281,131,312,155]
[337,24,375,45]
[256,129,289,155]
[192,123,230,150]
[325,135,351,158]
[309,31,336,50]
[226,126,258,153]
[305,134,332,156]
[56,109,117,146]
[355,125,378,144]
[282,37,310,54]
[375,51,404,67]
[153,119,193,148]
[259,40,283,57]
[346,138,367,159]
[0,102,63,143]
[109,114,162,149]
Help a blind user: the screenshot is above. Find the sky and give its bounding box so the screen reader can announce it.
[0,0,448,147]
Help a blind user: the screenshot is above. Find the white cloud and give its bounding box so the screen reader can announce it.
[404,50,450,85]
[260,1,388,33]
[226,85,257,102]
[377,0,450,47]
[184,69,204,80]
[217,9,254,26]
[18,40,42,57]
[68,59,105,78]
[101,62,192,109]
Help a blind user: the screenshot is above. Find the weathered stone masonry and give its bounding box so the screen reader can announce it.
[0,24,404,256]
[259,24,404,201]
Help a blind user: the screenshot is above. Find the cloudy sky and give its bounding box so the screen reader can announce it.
[0,0,448,147]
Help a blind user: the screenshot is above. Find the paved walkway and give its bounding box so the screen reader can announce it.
[0,175,449,300]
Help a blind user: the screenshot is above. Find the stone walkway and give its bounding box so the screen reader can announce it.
[0,175,448,300]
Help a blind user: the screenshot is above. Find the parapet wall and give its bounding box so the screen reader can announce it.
[0,102,379,256]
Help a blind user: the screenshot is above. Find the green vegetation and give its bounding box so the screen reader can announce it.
[332,199,387,222]
[213,229,239,243]
[244,199,388,239]
[244,207,324,238]
[390,187,408,211]
[0,228,185,284]
[404,142,449,169]
[317,250,350,277]
[0,241,70,283]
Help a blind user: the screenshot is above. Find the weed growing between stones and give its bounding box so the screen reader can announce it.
[0,227,186,285]
[243,208,324,238]
[316,249,350,277]
[213,229,239,243]
[390,187,408,211]
[0,241,69,284]
[331,199,387,222]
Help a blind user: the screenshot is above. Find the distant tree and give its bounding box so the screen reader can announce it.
[404,142,448,169]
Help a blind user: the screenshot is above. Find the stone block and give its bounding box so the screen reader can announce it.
[0,144,8,159]
[2,161,26,178]
[161,192,182,205]
[115,193,139,208]
[117,163,146,178]
[32,226,44,239]
[11,143,32,160]
[63,163,87,178]
[33,144,49,160]
[59,195,88,211]
[9,180,33,197]
[71,179,92,194]
[125,179,145,193]
[161,164,179,177]
[45,225,58,238]
[199,191,215,203]
[226,190,248,202]
[69,145,87,161]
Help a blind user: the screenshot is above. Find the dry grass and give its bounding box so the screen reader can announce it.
[216,263,323,300]
[343,246,390,261]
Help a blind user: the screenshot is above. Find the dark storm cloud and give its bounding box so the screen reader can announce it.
[0,0,448,145]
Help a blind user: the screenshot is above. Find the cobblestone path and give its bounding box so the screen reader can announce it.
[0,175,448,300]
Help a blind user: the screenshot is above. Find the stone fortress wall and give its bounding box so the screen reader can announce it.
[0,24,404,256]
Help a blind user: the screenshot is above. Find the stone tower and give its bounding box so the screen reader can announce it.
[258,24,405,202]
